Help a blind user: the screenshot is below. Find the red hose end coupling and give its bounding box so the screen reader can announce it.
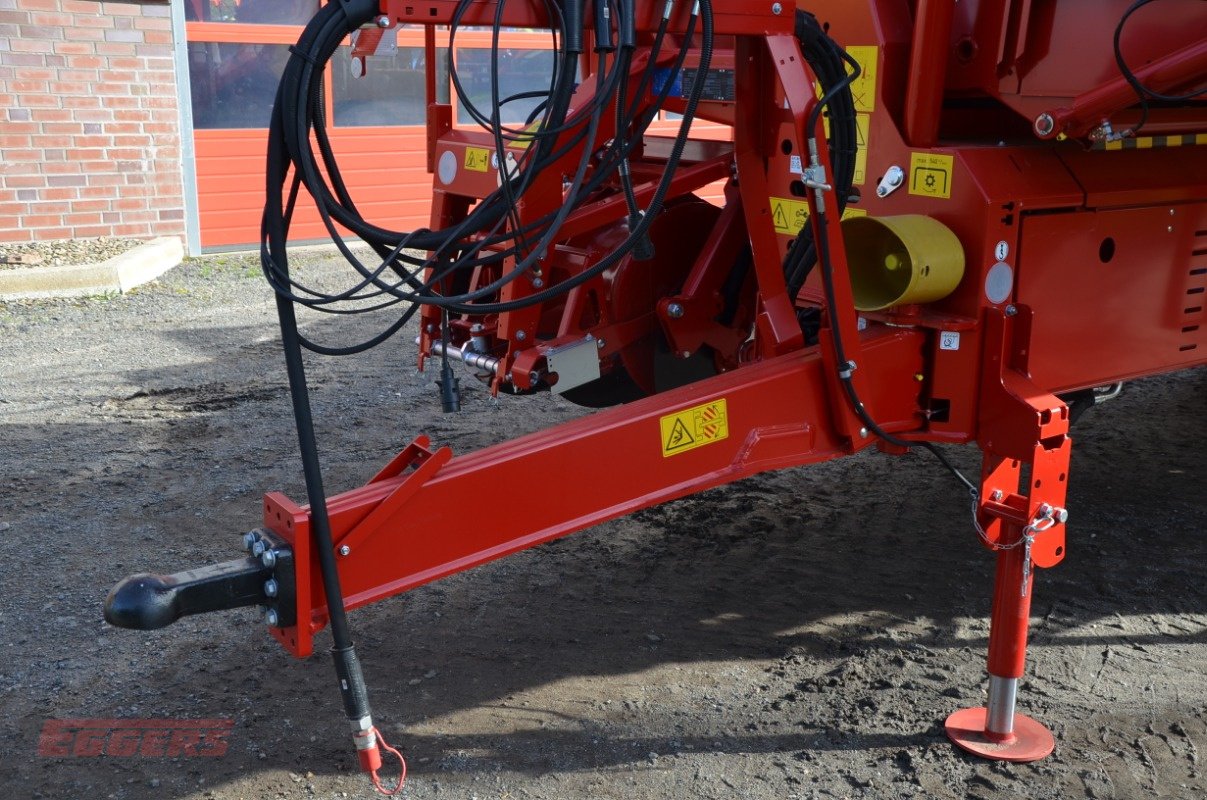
[353,728,383,773]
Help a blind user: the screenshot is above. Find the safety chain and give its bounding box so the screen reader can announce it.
[968,488,1064,597]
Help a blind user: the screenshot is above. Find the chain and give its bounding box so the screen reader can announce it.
[969,487,1062,598]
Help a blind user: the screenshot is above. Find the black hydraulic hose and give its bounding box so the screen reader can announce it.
[263,73,379,756]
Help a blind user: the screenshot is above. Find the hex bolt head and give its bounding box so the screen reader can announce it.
[265,608,280,627]
[990,489,1004,502]
[243,532,259,552]
[1055,507,1069,524]
[339,545,351,557]
[532,277,544,288]
[666,303,685,319]
[1004,304,1018,317]
[771,2,782,13]
[251,539,266,557]
[515,330,527,341]
[264,579,279,598]
[858,427,869,439]
[260,549,277,569]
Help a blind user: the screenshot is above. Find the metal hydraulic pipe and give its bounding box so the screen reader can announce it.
[986,675,1019,738]
[427,338,503,373]
[1037,38,1207,139]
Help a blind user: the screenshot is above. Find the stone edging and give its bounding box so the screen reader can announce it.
[0,237,185,301]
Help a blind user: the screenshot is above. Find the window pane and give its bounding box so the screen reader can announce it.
[185,0,318,25]
[453,48,556,126]
[187,42,290,129]
[331,46,450,127]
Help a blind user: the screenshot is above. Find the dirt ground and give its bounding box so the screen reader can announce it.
[1,249,1204,800]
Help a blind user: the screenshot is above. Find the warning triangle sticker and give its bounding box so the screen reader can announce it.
[664,418,695,451]
[772,203,788,230]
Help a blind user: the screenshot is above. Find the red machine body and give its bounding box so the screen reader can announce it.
[106,0,1207,777]
[281,0,1207,759]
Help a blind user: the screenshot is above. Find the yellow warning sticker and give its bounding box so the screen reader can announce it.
[464,147,490,172]
[908,152,954,199]
[769,198,866,235]
[660,399,729,457]
[854,113,870,184]
[845,46,878,113]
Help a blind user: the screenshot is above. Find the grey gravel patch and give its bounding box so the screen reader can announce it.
[0,236,144,269]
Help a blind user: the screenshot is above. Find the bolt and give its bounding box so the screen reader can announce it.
[1034,113,1055,137]
[680,351,692,358]
[876,186,889,197]
[666,303,685,319]
[264,579,279,598]
[515,330,526,341]
[990,489,1004,502]
[251,539,266,557]
[596,338,606,349]
[375,14,390,27]
[470,323,484,333]
[243,531,259,552]
[265,607,280,627]
[1168,226,1174,233]
[1004,304,1018,316]
[532,277,544,288]
[1054,507,1069,524]
[858,427,869,439]
[1038,503,1054,518]
[914,372,924,382]
[771,1,782,13]
[339,545,351,557]
[529,370,541,384]
[260,549,276,568]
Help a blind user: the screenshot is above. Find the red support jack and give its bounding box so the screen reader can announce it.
[945,523,1055,762]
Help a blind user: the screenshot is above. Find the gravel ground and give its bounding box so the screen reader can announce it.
[0,248,1204,800]
[0,237,145,269]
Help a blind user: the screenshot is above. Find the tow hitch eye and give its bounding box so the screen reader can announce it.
[104,528,295,631]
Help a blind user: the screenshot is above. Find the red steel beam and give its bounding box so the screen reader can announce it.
[263,329,927,657]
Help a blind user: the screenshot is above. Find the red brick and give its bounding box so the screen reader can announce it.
[101,2,142,16]
[14,0,59,11]
[30,11,73,26]
[10,80,48,93]
[0,11,32,25]
[0,202,29,218]
[33,112,75,125]
[76,15,115,29]
[95,42,134,56]
[42,187,79,201]
[0,228,35,242]
[3,176,47,188]
[34,201,73,214]
[20,94,59,108]
[10,37,54,53]
[110,223,153,237]
[134,16,170,31]
[22,214,64,227]
[71,224,115,237]
[0,134,32,147]
[53,41,96,55]
[73,199,113,212]
[62,0,101,12]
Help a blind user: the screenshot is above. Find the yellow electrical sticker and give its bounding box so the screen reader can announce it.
[660,399,729,457]
[908,152,954,199]
[854,113,870,184]
[464,147,490,172]
[845,45,878,113]
[769,198,866,235]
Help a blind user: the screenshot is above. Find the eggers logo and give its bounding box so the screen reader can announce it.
[38,719,233,757]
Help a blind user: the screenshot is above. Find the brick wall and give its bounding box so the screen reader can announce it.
[0,0,185,243]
